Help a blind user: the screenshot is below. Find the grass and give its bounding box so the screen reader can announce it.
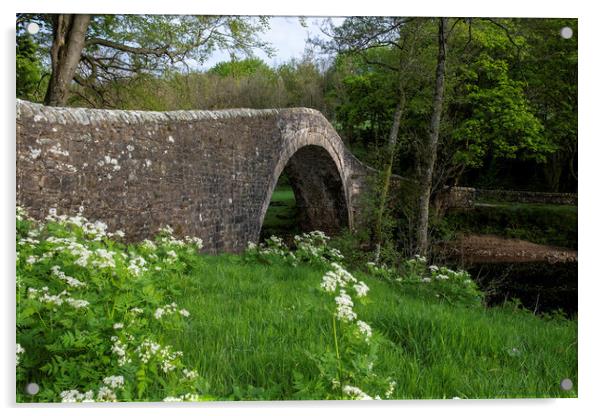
[167,253,578,400]
[260,186,300,241]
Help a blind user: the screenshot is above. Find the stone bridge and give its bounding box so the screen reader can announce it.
[16,100,378,252]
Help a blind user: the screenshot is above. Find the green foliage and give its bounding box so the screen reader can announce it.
[277,56,327,110]
[326,51,398,146]
[16,32,44,101]
[451,53,551,168]
[16,208,210,402]
[209,58,276,79]
[18,14,273,107]
[367,255,484,307]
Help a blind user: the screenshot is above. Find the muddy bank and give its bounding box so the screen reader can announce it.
[443,234,577,264]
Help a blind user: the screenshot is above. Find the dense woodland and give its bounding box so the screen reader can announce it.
[16,15,578,257]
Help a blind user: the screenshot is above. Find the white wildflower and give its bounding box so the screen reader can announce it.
[334,290,357,322]
[60,389,84,403]
[103,375,125,389]
[82,390,95,402]
[16,343,25,366]
[163,396,183,402]
[182,368,199,380]
[66,298,89,309]
[113,323,124,330]
[154,308,165,320]
[342,385,373,400]
[356,320,373,340]
[320,271,339,293]
[353,281,370,298]
[96,386,117,402]
[111,339,130,366]
[385,380,397,398]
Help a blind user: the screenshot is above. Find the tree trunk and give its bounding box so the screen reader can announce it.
[44,14,91,106]
[416,17,447,257]
[374,93,404,262]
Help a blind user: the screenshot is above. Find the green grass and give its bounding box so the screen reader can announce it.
[260,186,299,240]
[167,254,577,400]
[442,202,577,249]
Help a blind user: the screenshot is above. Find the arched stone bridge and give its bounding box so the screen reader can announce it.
[16,100,378,252]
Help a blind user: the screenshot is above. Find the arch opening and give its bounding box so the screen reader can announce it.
[260,144,349,241]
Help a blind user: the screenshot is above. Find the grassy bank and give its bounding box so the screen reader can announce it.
[16,210,577,402]
[170,254,577,399]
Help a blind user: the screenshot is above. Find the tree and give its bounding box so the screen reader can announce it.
[415,18,448,256]
[316,17,423,260]
[430,19,567,193]
[209,57,275,79]
[516,18,578,191]
[16,28,45,101]
[17,14,272,107]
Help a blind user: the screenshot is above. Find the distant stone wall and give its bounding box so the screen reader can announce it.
[475,189,578,205]
[16,100,375,253]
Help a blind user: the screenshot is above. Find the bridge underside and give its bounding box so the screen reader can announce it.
[283,145,349,234]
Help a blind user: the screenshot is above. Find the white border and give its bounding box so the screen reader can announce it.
[3,1,600,415]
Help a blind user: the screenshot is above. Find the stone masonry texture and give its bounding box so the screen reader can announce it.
[16,100,375,253]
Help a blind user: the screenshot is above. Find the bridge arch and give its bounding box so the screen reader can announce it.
[258,131,351,237]
[16,100,373,253]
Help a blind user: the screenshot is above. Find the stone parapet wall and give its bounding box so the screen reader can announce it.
[475,189,577,205]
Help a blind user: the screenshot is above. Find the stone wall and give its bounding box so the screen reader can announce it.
[475,189,578,205]
[16,100,374,253]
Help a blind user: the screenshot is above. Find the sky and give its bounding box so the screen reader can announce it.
[198,16,345,69]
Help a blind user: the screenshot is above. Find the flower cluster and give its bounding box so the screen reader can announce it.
[246,231,344,268]
[156,225,203,252]
[342,385,374,400]
[163,393,202,402]
[51,265,86,288]
[154,302,190,320]
[321,263,372,340]
[134,339,184,373]
[294,231,344,265]
[27,286,90,309]
[368,254,484,306]
[59,375,125,403]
